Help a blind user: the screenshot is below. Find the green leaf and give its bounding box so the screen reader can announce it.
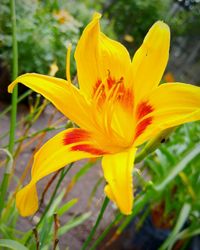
[47,190,65,217]
[58,212,91,236]
[88,177,104,207]
[72,161,94,184]
[0,239,28,250]
[173,225,200,246]
[154,144,200,191]
[145,158,162,177]
[57,198,78,216]
[39,217,54,248]
[159,203,191,250]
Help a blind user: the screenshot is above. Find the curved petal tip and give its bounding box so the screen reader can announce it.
[104,185,132,215]
[144,20,170,47]
[8,77,19,93]
[154,20,170,31]
[16,182,38,217]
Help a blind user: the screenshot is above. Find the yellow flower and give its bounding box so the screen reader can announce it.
[8,13,200,217]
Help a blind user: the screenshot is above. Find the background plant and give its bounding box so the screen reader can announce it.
[91,121,200,250]
[0,0,200,249]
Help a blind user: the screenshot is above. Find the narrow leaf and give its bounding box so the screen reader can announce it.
[0,239,28,250]
[58,212,91,236]
[57,198,78,216]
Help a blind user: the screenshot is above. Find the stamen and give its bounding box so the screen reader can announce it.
[92,72,127,145]
[66,43,72,83]
[103,81,121,135]
[108,81,121,101]
[93,82,104,102]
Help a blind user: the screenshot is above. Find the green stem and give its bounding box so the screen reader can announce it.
[9,0,18,153]
[89,213,123,250]
[25,163,73,246]
[88,177,104,206]
[0,0,18,214]
[135,127,174,163]
[3,125,66,148]
[90,192,150,250]
[116,191,151,235]
[36,167,71,228]
[81,196,109,250]
[0,104,42,141]
[0,90,32,119]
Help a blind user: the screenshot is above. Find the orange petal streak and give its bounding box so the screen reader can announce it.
[71,144,107,155]
[135,117,153,139]
[137,101,154,120]
[63,129,90,145]
[134,101,154,140]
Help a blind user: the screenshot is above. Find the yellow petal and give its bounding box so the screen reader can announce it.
[16,128,106,217]
[8,73,94,131]
[16,182,38,217]
[134,83,200,145]
[75,13,131,98]
[132,21,170,102]
[102,147,137,215]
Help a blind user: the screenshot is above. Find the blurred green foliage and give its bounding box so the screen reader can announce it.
[1,1,200,248]
[102,0,200,53]
[1,0,200,80]
[103,0,170,51]
[146,121,200,213]
[144,121,200,248]
[0,0,82,77]
[0,0,113,79]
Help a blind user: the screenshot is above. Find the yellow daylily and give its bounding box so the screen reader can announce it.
[9,13,200,217]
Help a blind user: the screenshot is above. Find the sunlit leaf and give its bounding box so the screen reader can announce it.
[0,239,28,250]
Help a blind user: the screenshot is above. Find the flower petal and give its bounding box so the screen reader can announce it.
[134,83,200,145]
[75,13,131,98]
[102,147,137,215]
[16,128,105,217]
[132,21,170,102]
[8,73,94,131]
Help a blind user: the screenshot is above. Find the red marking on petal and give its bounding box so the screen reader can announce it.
[71,144,106,155]
[63,129,90,145]
[137,101,154,120]
[135,117,153,139]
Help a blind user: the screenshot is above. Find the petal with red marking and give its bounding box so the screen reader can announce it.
[16,128,105,217]
[134,83,200,146]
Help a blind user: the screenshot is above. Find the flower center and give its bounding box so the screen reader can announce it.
[91,71,135,150]
[92,71,125,107]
